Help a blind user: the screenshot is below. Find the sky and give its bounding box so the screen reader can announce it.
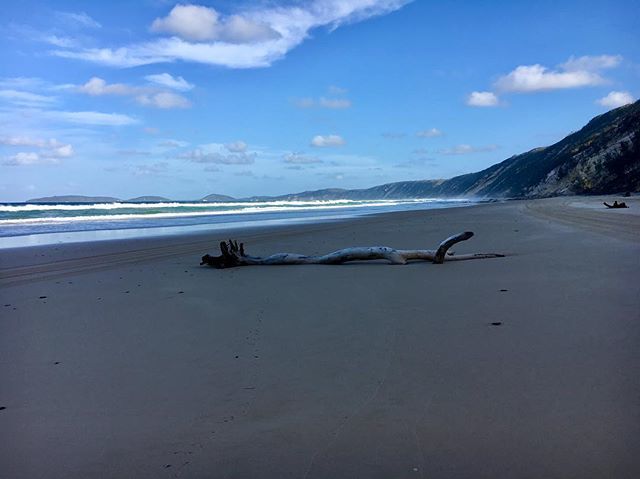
[1,0,638,201]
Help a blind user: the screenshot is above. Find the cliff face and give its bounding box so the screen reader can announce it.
[273,100,640,201]
[455,100,640,198]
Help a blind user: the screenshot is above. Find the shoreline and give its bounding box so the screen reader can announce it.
[1,196,639,478]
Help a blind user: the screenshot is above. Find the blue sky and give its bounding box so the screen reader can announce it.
[1,0,638,201]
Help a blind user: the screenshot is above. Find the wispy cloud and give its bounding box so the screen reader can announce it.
[178,142,256,164]
[45,110,139,126]
[116,149,152,157]
[318,97,352,109]
[283,152,323,164]
[381,132,406,139]
[416,128,443,138]
[158,139,189,148]
[0,89,57,107]
[77,77,138,96]
[596,90,635,109]
[438,144,498,155]
[294,86,352,109]
[394,157,437,168]
[144,73,194,91]
[179,149,256,165]
[136,92,191,109]
[311,134,346,147]
[51,1,413,68]
[55,11,102,29]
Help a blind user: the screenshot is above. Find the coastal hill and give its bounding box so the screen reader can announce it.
[127,196,172,203]
[26,195,172,203]
[200,193,236,202]
[26,195,122,203]
[271,100,639,200]
[26,101,639,204]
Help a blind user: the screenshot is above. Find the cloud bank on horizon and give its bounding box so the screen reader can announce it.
[0,0,637,201]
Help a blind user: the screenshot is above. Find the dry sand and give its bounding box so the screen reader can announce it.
[1,197,639,479]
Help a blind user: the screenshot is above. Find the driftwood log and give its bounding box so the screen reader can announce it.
[603,201,629,209]
[200,231,504,269]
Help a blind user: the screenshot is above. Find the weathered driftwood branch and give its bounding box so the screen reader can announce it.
[200,231,504,269]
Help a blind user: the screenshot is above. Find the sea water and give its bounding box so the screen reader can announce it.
[0,198,477,248]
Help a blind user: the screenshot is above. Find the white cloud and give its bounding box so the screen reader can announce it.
[51,1,413,68]
[75,77,192,109]
[145,73,194,91]
[318,97,352,109]
[55,11,102,29]
[46,110,139,126]
[0,89,57,107]
[311,134,346,147]
[225,141,247,153]
[495,64,604,92]
[1,137,73,166]
[150,4,280,43]
[466,91,499,107]
[596,91,635,109]
[136,92,191,109]
[150,4,220,42]
[221,15,282,44]
[495,55,622,93]
[416,128,443,138]
[179,148,256,165]
[4,152,51,166]
[438,144,498,155]
[284,152,322,164]
[77,77,137,96]
[44,143,74,158]
[561,54,622,72]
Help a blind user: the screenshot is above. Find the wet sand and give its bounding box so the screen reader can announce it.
[1,197,639,478]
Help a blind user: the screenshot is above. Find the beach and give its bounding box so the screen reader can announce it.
[1,196,639,478]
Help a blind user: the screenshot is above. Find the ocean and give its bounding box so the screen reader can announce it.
[0,198,477,248]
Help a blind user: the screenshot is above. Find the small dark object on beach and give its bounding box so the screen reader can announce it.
[0,407,6,410]
[54,361,60,365]
[500,289,508,292]
[124,291,130,294]
[178,291,184,294]
[165,464,172,468]
[604,201,629,209]
[39,296,47,299]
[4,304,10,307]
[491,322,502,326]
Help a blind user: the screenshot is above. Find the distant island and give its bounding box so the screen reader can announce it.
[27,100,639,204]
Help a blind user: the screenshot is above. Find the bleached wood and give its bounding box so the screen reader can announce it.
[200,232,504,269]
